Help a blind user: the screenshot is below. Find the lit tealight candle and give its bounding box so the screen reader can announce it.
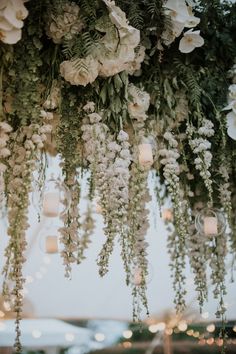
[42,192,60,217]
[95,202,103,214]
[162,208,173,222]
[204,216,218,236]
[138,143,153,168]
[45,236,58,254]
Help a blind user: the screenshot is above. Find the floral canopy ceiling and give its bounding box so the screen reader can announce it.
[0,0,236,352]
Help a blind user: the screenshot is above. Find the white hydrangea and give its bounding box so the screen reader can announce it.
[60,56,99,86]
[47,2,84,44]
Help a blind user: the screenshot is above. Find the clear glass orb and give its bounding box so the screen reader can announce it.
[195,208,226,237]
[38,222,62,255]
[33,175,71,218]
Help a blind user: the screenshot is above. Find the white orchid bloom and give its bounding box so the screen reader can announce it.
[179,29,204,53]
[228,84,236,101]
[3,0,28,29]
[185,6,200,27]
[223,100,236,114]
[0,0,28,44]
[0,26,21,43]
[165,0,190,23]
[226,111,236,140]
[0,15,13,30]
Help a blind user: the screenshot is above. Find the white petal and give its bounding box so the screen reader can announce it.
[165,0,179,11]
[179,37,194,53]
[226,111,236,139]
[0,28,22,44]
[172,20,185,37]
[191,34,204,47]
[0,16,13,30]
[10,0,28,19]
[3,4,23,28]
[0,0,8,10]
[223,100,236,112]
[185,15,200,28]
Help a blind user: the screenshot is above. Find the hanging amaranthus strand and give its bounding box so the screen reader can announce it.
[2,124,50,352]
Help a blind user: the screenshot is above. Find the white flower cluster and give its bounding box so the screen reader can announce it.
[208,232,227,319]
[159,132,180,181]
[0,121,12,160]
[159,132,188,313]
[223,79,236,140]
[0,122,12,210]
[218,165,232,221]
[162,0,204,53]
[187,229,208,309]
[2,123,50,352]
[47,1,84,44]
[188,119,214,202]
[97,130,131,276]
[59,174,80,278]
[0,0,28,44]
[128,158,150,320]
[60,1,143,86]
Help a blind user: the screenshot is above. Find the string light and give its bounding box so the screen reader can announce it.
[187,329,194,336]
[206,324,215,333]
[178,321,188,332]
[206,337,214,345]
[165,328,173,335]
[123,341,132,349]
[148,322,166,333]
[123,330,133,339]
[94,333,105,342]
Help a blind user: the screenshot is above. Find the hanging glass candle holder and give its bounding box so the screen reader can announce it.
[130,262,154,286]
[195,208,226,237]
[38,221,61,254]
[33,175,71,217]
[162,208,173,222]
[138,143,153,168]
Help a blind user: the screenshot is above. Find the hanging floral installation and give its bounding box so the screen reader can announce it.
[0,0,236,352]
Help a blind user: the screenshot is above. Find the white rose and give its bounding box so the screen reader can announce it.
[60,56,99,86]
